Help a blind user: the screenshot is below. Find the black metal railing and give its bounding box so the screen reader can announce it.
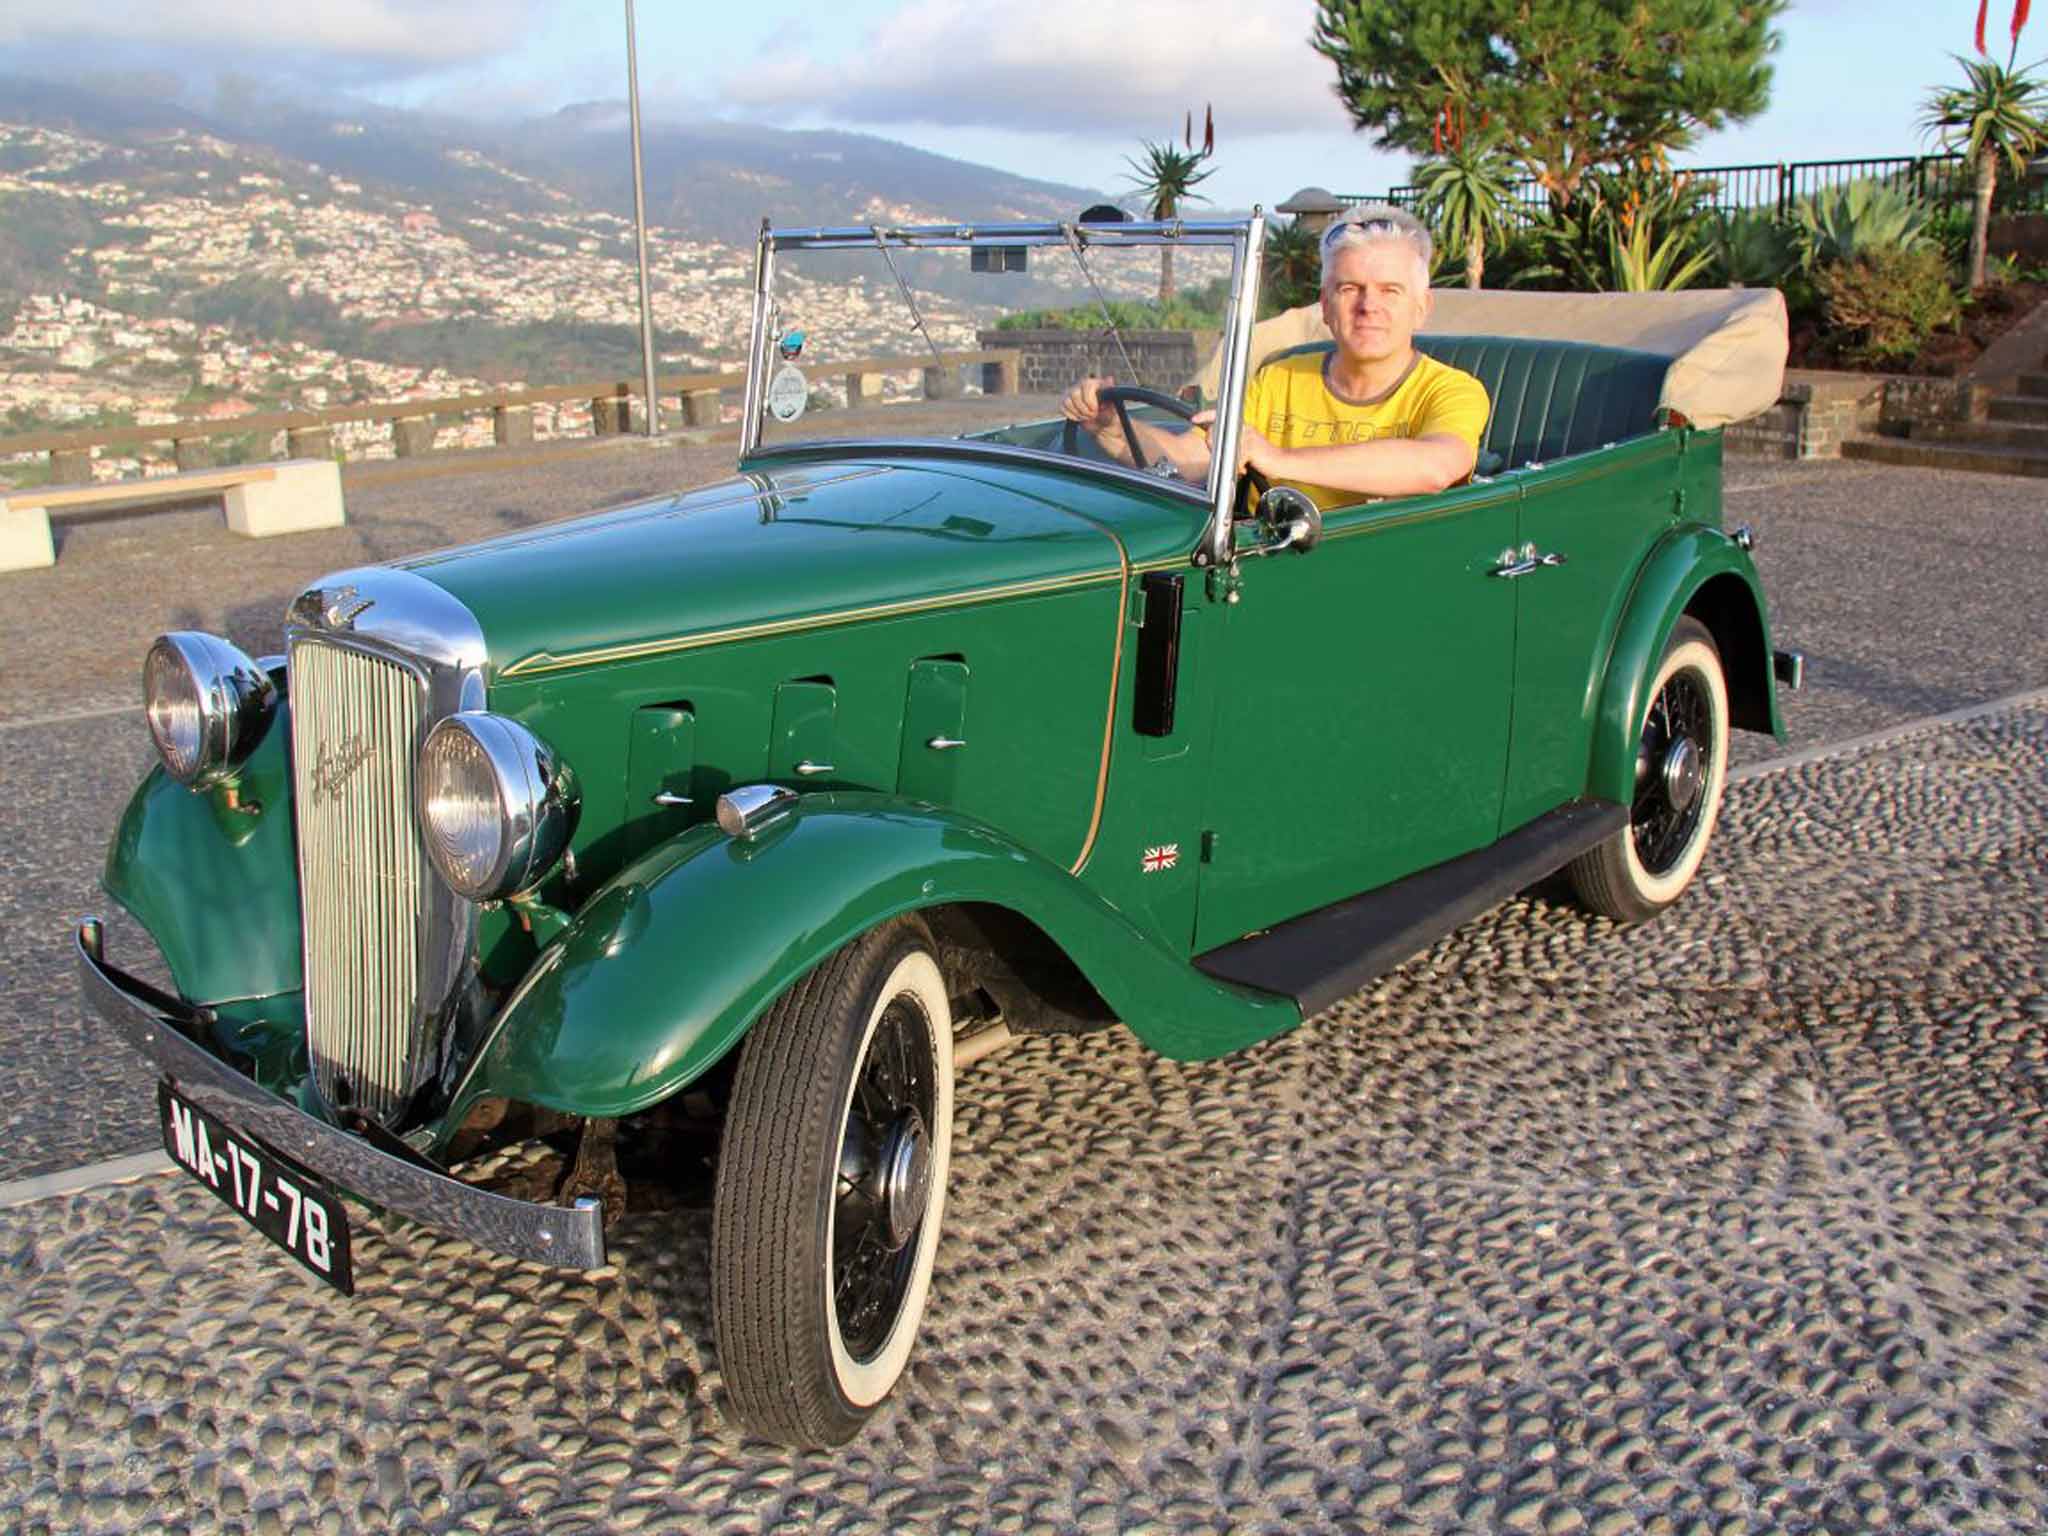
[1359,151,2048,220]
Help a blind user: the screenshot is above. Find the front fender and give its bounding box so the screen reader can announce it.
[102,697,302,1003]
[1589,525,1783,806]
[446,793,1300,1130]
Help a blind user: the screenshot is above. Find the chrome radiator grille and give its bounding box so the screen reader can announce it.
[290,638,430,1123]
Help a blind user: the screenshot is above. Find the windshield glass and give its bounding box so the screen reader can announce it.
[748,225,1243,500]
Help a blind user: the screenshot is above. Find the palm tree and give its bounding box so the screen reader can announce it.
[1411,138,1518,288]
[1124,141,1215,302]
[1920,52,2048,287]
[1262,216,1321,314]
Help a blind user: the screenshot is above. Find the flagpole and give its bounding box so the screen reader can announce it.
[625,0,660,437]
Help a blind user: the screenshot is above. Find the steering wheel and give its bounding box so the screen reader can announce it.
[1062,384,1201,473]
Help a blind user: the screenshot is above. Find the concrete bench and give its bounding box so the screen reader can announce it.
[0,459,345,573]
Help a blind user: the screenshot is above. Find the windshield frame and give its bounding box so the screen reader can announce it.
[740,217,1266,569]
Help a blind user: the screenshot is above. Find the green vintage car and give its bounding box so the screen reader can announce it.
[79,216,1799,1446]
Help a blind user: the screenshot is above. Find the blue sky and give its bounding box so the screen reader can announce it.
[2,2,2016,211]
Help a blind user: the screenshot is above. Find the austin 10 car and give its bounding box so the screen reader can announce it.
[78,215,1799,1445]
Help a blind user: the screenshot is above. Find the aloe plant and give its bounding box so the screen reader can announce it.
[1411,138,1520,288]
[1920,51,2048,286]
[1123,139,1215,302]
[1605,214,1718,291]
[1794,181,1934,266]
[1712,209,1802,287]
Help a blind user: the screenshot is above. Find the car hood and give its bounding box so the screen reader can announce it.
[396,454,1202,681]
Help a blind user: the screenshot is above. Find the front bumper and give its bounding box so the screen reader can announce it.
[75,917,606,1271]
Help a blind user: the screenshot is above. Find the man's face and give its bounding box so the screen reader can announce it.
[1319,240,1432,368]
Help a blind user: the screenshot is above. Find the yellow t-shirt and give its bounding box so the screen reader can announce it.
[1242,348,1491,510]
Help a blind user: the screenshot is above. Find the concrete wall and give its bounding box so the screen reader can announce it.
[975,329,1218,397]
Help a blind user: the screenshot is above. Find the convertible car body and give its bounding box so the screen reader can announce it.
[79,215,1797,1445]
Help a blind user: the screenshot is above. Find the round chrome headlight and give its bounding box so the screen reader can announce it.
[142,632,277,789]
[416,713,578,902]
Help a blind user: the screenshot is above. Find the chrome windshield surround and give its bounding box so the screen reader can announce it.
[741,216,1265,558]
[286,566,490,1128]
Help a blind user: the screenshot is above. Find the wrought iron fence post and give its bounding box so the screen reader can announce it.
[1777,162,1791,222]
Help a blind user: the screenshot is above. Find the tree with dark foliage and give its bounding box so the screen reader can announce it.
[1312,0,1787,212]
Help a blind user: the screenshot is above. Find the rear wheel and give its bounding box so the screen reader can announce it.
[711,918,954,1446]
[1569,616,1730,922]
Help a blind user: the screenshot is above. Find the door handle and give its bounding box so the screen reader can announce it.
[794,760,836,776]
[650,790,692,807]
[1491,544,1568,579]
[925,736,967,751]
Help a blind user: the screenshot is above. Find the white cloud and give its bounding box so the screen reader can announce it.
[1,2,553,74]
[716,0,1355,140]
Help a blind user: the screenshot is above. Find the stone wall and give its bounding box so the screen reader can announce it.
[975,329,1218,397]
[1878,377,1991,434]
[1724,372,1885,459]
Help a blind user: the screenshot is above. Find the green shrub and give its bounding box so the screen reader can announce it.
[1815,246,1961,363]
[994,287,1226,332]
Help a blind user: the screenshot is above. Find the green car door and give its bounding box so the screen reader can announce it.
[1499,437,1684,830]
[1192,478,1521,952]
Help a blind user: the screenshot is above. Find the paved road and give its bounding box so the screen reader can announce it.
[0,446,2044,1533]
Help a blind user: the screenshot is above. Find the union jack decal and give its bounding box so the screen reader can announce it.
[1141,843,1180,873]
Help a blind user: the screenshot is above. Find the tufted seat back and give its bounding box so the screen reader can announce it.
[1415,334,1672,472]
[1267,335,1672,474]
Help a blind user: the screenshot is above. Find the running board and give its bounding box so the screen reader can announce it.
[1194,798,1626,1017]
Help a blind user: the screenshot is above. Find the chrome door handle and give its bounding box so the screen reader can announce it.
[650,790,692,807]
[1491,544,1567,579]
[794,760,835,776]
[925,736,967,751]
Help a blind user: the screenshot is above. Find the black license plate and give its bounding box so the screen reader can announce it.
[158,1081,354,1294]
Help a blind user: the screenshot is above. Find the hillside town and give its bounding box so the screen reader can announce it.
[0,120,1127,482]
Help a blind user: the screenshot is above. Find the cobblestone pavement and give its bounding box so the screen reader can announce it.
[2,704,2044,1535]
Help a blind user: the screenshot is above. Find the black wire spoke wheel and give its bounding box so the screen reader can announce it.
[831,994,937,1361]
[712,918,955,1447]
[1568,616,1730,923]
[1632,670,1714,876]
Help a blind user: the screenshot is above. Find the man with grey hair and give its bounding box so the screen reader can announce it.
[1063,202,1489,506]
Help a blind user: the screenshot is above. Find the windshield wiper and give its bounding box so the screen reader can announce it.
[1061,222,1140,382]
[872,227,945,363]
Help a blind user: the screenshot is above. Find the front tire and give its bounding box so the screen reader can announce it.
[1569,616,1730,922]
[711,918,954,1446]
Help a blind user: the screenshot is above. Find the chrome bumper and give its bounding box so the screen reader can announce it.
[75,917,605,1271]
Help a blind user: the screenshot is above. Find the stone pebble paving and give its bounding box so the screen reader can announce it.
[2,702,2042,1535]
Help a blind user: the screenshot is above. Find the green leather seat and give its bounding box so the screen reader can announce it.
[1416,334,1671,472]
[1265,336,1672,474]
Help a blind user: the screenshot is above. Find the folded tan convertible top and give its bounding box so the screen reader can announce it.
[1195,286,1789,430]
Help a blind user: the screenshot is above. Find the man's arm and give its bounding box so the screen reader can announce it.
[1242,430,1476,499]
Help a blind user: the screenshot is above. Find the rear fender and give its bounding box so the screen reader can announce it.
[1589,527,1783,806]
[444,793,1300,1131]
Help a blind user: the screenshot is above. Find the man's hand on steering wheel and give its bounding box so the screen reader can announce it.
[1060,378,1203,472]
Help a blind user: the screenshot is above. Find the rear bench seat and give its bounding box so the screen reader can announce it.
[1267,336,1674,476]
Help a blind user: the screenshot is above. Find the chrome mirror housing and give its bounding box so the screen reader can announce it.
[1250,485,1323,557]
[143,632,279,789]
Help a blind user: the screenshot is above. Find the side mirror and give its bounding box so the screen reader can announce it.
[1253,484,1322,555]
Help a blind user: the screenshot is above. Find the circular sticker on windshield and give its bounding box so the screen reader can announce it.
[766,364,808,422]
